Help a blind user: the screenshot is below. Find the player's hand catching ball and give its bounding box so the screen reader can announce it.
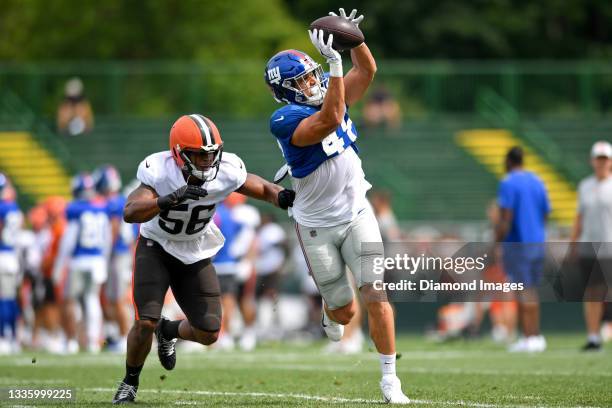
[157,185,208,210]
[277,189,296,210]
[309,29,341,64]
[329,8,364,27]
[308,29,342,77]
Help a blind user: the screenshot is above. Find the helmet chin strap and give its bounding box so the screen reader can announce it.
[179,148,222,183]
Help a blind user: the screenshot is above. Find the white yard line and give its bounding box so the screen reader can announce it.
[83,387,604,408]
[84,387,500,406]
[0,377,69,384]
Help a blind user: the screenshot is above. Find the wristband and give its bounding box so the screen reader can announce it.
[157,195,173,211]
[328,61,343,78]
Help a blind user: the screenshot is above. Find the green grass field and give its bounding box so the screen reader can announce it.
[1,334,610,407]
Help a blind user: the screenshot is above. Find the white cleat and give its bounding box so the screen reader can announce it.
[508,335,546,353]
[321,306,344,342]
[380,375,410,404]
[239,331,257,352]
[65,339,79,354]
[527,335,546,352]
[508,337,528,353]
[215,334,235,351]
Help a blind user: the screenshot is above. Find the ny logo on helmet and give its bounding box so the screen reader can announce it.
[267,66,281,85]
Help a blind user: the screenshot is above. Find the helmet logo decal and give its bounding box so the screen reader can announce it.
[189,114,213,145]
[267,66,281,85]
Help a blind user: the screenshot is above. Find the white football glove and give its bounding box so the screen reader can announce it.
[308,29,341,64]
[329,8,364,27]
[308,28,342,77]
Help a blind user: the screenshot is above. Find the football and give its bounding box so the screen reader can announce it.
[309,15,364,52]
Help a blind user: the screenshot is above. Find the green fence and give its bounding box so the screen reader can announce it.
[1,61,611,119]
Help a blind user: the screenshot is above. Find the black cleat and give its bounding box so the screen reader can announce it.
[112,381,138,404]
[581,341,602,352]
[155,317,177,370]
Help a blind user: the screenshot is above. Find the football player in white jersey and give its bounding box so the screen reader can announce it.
[264,9,409,403]
[112,114,295,404]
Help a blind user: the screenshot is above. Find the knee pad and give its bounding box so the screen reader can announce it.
[190,302,222,333]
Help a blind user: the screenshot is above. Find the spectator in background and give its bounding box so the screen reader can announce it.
[571,141,612,351]
[495,146,550,353]
[363,86,401,130]
[56,77,94,136]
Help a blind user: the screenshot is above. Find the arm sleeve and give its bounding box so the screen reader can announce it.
[497,180,514,210]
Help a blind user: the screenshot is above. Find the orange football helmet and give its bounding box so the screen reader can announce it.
[169,114,224,181]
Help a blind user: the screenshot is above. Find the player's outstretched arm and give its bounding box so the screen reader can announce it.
[291,30,346,147]
[335,9,375,106]
[123,183,208,223]
[344,43,376,106]
[123,184,161,223]
[237,173,295,210]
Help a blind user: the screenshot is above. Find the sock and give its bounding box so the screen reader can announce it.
[380,353,396,377]
[588,333,601,344]
[161,319,182,340]
[123,363,144,386]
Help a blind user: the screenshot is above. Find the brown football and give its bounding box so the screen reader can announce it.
[309,15,364,52]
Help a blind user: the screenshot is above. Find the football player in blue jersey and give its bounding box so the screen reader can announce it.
[93,165,135,353]
[0,173,23,354]
[53,173,112,353]
[265,8,409,403]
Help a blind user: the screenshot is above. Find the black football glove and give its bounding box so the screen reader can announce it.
[277,189,296,210]
[157,185,208,210]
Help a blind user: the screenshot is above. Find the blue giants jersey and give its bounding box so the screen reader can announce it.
[270,104,358,178]
[66,199,110,257]
[106,195,132,254]
[0,200,22,252]
[212,204,241,264]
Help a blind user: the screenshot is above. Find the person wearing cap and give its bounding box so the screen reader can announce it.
[56,77,94,136]
[571,141,612,351]
[495,146,551,353]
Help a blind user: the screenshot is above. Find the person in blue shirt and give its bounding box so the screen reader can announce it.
[0,173,23,354]
[495,146,550,353]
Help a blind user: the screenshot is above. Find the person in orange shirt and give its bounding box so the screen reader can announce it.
[39,196,67,352]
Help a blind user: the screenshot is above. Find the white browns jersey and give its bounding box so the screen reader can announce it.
[137,150,247,264]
